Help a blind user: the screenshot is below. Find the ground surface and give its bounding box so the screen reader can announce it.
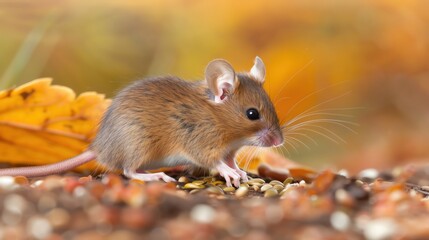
[0,165,428,240]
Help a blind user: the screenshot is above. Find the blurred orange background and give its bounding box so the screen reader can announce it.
[1,0,428,173]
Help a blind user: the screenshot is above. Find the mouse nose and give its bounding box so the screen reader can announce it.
[269,132,284,147]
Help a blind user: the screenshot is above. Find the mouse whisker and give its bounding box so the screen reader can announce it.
[273,58,314,102]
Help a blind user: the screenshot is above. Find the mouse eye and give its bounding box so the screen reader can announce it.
[246,108,260,120]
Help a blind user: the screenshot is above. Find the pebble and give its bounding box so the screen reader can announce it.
[362,218,397,240]
[27,216,52,239]
[4,194,27,215]
[46,208,70,229]
[337,169,349,178]
[0,176,17,190]
[330,211,350,231]
[190,204,216,224]
[358,168,379,180]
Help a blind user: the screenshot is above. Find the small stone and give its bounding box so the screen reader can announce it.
[190,204,216,224]
[330,211,350,231]
[358,168,379,180]
[46,208,70,229]
[363,218,397,240]
[27,216,52,239]
[4,194,27,215]
[235,186,249,198]
[0,176,17,190]
[102,174,123,188]
[335,189,354,206]
[264,188,278,198]
[260,184,273,192]
[337,169,349,178]
[41,175,63,190]
[38,195,57,212]
[121,208,153,229]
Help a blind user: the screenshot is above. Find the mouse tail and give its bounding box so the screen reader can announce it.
[0,150,96,177]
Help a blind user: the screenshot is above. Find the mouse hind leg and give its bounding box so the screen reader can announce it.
[123,169,176,182]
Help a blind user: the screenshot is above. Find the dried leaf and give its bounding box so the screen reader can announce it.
[0,78,111,172]
[311,170,335,194]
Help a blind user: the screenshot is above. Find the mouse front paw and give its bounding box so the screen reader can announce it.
[234,168,249,182]
[215,161,241,187]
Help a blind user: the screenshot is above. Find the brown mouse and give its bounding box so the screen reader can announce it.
[0,57,284,187]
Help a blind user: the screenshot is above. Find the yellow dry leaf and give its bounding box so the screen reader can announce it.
[0,78,111,172]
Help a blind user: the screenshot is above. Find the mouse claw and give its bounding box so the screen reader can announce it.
[234,168,248,182]
[215,161,241,188]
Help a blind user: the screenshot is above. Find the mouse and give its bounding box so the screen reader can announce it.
[0,57,284,187]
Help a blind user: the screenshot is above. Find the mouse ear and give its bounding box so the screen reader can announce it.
[250,56,266,83]
[205,59,236,103]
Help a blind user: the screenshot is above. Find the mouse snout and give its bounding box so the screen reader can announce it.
[257,128,284,147]
[269,130,284,147]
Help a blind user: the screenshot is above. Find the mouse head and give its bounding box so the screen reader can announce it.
[205,57,284,147]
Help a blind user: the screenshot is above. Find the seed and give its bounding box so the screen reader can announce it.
[279,188,288,196]
[248,178,265,184]
[206,186,224,195]
[212,181,225,186]
[235,186,249,198]
[223,187,236,192]
[273,185,284,191]
[264,188,278,198]
[14,176,29,186]
[240,183,249,188]
[248,182,263,187]
[189,189,201,194]
[260,184,273,192]
[269,180,284,187]
[183,183,205,189]
[178,176,189,183]
[252,185,260,191]
[192,180,206,185]
[283,177,294,185]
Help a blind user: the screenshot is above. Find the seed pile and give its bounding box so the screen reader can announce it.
[0,167,428,240]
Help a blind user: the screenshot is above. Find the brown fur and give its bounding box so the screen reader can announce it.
[91,73,282,172]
